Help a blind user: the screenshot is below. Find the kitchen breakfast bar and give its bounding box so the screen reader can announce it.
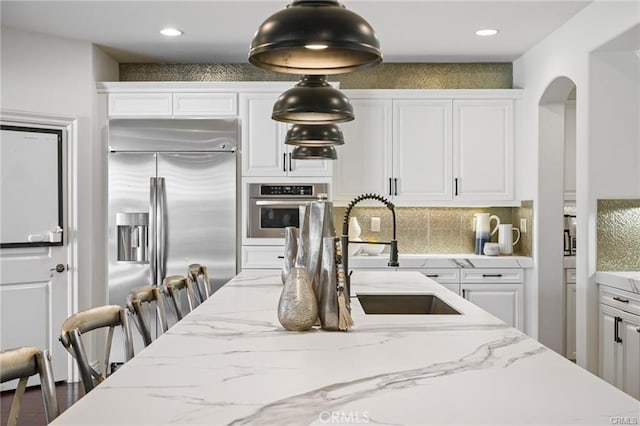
[52,271,638,425]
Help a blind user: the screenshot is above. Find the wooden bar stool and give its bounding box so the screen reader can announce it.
[59,305,134,393]
[163,275,197,321]
[0,346,59,425]
[188,263,212,303]
[127,285,169,347]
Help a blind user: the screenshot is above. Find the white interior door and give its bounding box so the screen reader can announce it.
[0,246,70,389]
[0,117,75,390]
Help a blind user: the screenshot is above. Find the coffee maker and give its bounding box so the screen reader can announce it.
[564,215,577,256]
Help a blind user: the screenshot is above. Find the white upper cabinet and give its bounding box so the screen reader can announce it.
[106,91,237,117]
[393,99,453,202]
[334,91,518,206]
[240,92,332,177]
[453,99,514,201]
[334,98,392,201]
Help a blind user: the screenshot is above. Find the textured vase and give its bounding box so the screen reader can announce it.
[278,267,318,331]
[281,226,298,284]
[318,237,340,331]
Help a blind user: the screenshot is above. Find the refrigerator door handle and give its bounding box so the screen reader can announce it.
[149,177,157,286]
[158,177,168,283]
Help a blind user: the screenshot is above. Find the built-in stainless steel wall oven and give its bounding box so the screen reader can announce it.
[247,183,328,238]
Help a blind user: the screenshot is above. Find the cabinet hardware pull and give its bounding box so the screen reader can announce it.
[283,153,286,172]
[454,178,459,196]
[614,316,623,343]
[388,178,392,196]
[277,256,284,259]
[637,327,640,333]
[482,274,503,278]
[612,296,630,303]
[288,153,292,172]
[394,178,398,196]
[425,274,439,278]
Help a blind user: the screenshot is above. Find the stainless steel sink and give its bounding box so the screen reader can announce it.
[356,294,461,315]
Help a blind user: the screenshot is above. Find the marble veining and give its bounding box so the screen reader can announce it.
[596,271,640,294]
[51,270,639,425]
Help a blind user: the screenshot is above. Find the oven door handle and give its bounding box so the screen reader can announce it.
[254,200,307,207]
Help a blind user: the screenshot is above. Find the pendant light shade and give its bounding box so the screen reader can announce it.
[285,123,344,147]
[291,145,338,160]
[272,75,354,124]
[249,0,382,74]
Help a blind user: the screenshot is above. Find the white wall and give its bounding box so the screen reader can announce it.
[513,2,640,373]
[0,26,118,331]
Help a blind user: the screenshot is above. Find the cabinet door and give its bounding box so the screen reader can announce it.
[288,147,332,177]
[599,305,620,387]
[621,314,640,399]
[240,93,287,177]
[453,100,514,200]
[462,283,522,330]
[173,93,237,116]
[108,93,172,116]
[333,99,392,203]
[392,100,453,202]
[565,283,577,360]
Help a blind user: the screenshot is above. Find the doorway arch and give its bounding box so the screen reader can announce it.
[537,76,577,356]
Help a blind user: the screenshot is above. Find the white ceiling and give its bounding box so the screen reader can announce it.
[0,0,593,63]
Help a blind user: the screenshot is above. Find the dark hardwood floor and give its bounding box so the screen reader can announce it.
[1,382,83,425]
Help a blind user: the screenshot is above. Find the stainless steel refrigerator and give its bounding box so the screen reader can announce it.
[107,118,237,344]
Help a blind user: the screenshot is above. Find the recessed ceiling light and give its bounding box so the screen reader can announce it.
[160,28,183,37]
[475,29,499,37]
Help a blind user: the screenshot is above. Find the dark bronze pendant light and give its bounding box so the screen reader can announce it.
[291,145,338,160]
[284,124,344,147]
[249,0,382,74]
[272,75,354,124]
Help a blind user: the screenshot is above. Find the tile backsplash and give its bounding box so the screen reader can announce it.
[332,202,533,256]
[597,199,640,271]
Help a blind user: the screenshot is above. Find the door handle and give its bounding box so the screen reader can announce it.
[283,153,287,172]
[50,264,66,273]
[388,178,392,196]
[394,178,398,196]
[614,316,623,343]
[454,178,459,196]
[613,296,629,303]
[288,153,292,172]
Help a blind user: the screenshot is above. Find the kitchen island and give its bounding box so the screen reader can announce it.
[52,270,638,425]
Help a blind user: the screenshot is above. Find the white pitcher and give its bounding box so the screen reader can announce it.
[497,224,521,255]
[474,213,500,254]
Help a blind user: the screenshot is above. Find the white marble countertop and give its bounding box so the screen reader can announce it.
[596,271,640,294]
[349,253,534,269]
[52,270,637,425]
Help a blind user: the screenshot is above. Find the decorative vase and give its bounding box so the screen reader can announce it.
[281,226,298,284]
[318,237,339,331]
[277,266,318,331]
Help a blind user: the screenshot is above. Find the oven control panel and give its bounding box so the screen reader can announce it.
[260,185,313,196]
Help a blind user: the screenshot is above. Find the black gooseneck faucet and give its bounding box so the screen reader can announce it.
[341,194,399,308]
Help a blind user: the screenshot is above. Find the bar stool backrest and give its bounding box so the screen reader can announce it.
[0,346,59,425]
[59,305,134,393]
[188,263,212,303]
[163,275,197,321]
[127,285,169,347]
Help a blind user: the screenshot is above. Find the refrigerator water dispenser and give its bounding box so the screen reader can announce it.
[116,212,149,262]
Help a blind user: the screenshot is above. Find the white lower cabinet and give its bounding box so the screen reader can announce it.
[599,285,640,399]
[242,246,285,270]
[417,268,460,294]
[460,268,524,331]
[461,284,523,330]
